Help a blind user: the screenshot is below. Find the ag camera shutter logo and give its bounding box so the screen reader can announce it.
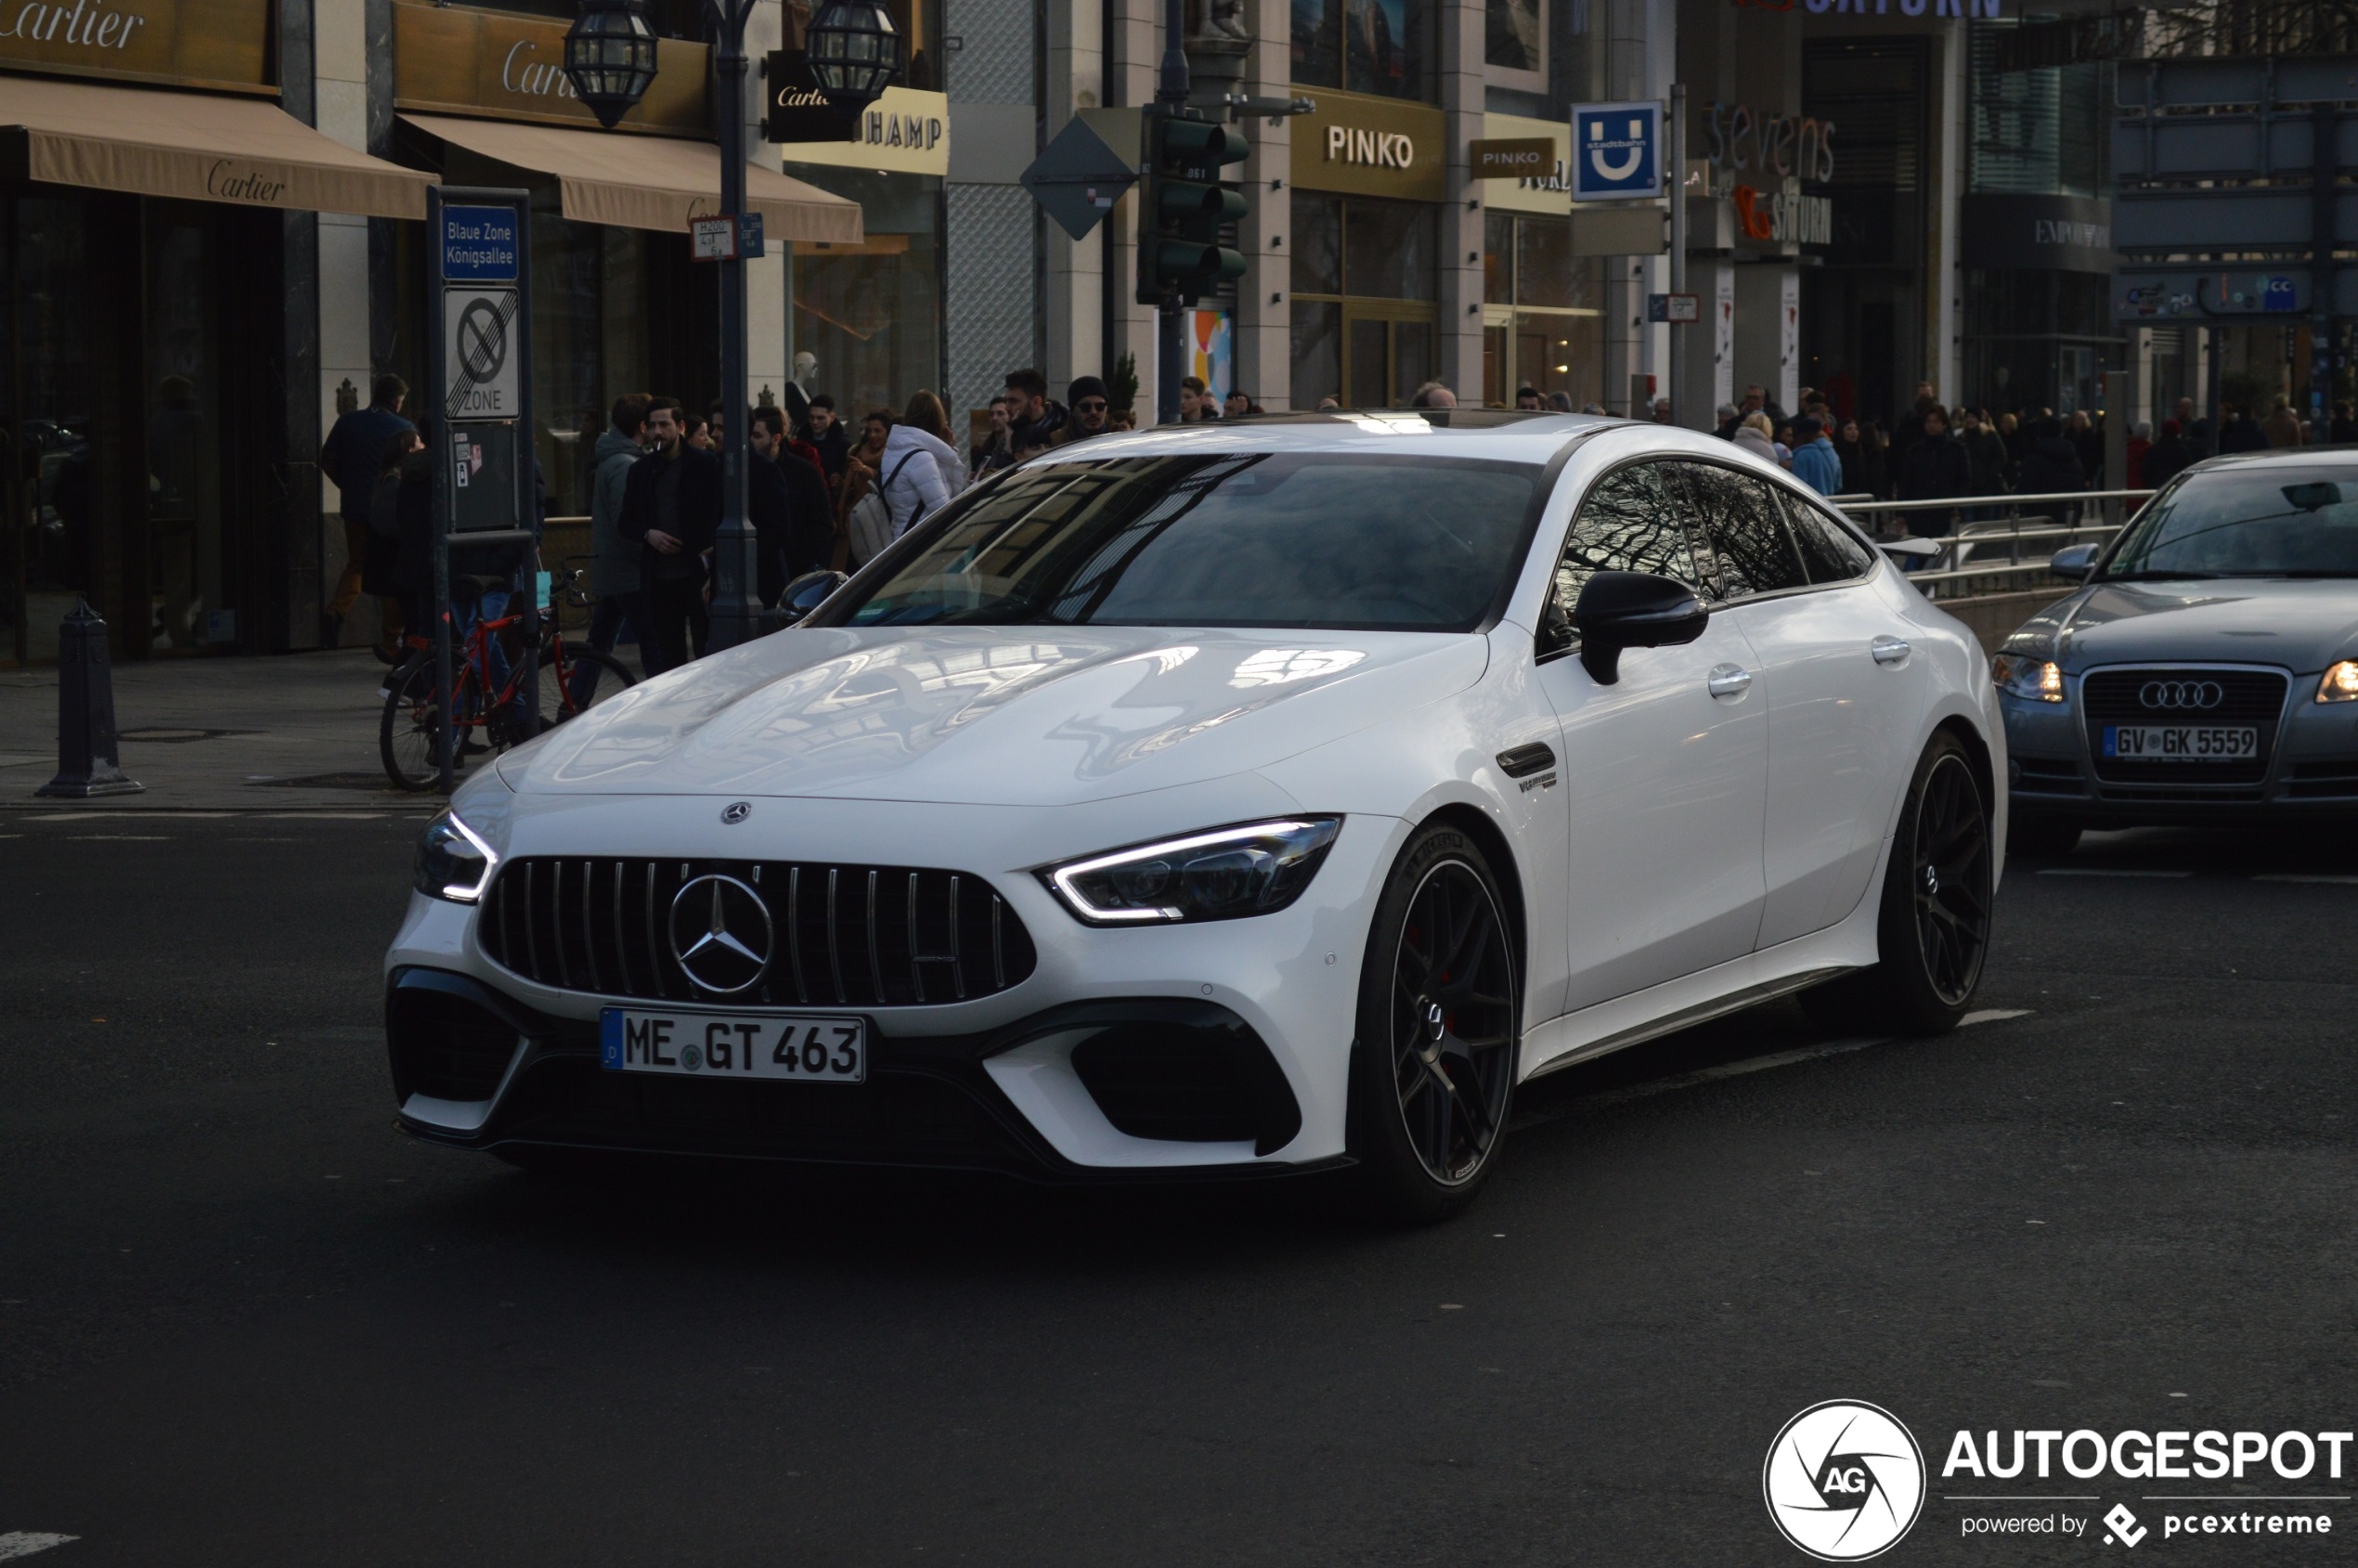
[1764,1400,1926,1561]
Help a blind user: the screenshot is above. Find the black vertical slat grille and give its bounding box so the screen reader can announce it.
[2081,667,2289,787]
[477,858,1038,1005]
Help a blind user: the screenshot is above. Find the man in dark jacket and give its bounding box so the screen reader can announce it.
[749,404,835,603]
[619,398,721,674]
[801,394,852,495]
[2216,402,2270,453]
[1895,404,1973,538]
[320,373,415,659]
[2142,419,2197,491]
[1004,367,1069,457]
[2014,416,2089,509]
[1957,408,2012,497]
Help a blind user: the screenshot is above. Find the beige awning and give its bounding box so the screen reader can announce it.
[403,113,863,245]
[0,75,434,220]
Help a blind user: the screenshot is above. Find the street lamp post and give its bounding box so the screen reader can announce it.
[568,0,894,654]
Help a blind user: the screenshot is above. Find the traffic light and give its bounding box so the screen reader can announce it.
[1136,109,1249,306]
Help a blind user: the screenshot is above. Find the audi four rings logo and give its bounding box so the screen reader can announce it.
[1764,1401,1926,1561]
[2140,680,2224,710]
[668,874,772,993]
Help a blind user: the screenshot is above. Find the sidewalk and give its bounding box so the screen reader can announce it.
[1,650,445,813]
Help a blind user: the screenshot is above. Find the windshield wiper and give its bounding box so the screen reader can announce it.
[2266,569,2358,578]
[2100,570,2223,581]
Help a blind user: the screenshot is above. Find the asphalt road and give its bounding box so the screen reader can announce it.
[3,810,2354,1567]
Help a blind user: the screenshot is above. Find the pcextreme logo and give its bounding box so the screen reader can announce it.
[1765,1401,1928,1561]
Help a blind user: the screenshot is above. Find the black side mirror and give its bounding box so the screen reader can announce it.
[1570,570,1709,685]
[780,569,849,624]
[2049,543,2096,581]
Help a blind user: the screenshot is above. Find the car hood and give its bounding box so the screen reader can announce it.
[2014,579,2358,670]
[501,624,1489,806]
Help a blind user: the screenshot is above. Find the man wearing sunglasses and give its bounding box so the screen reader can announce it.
[1053,375,1113,447]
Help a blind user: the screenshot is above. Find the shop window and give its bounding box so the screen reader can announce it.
[1,197,93,666]
[1479,212,1602,408]
[1485,0,1542,75]
[1289,193,1436,408]
[789,170,943,423]
[1291,196,1342,296]
[1290,0,1436,101]
[145,209,227,654]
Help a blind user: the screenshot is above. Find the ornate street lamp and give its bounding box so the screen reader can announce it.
[805,0,901,102]
[562,0,660,129]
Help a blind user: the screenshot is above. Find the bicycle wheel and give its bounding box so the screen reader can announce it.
[379,656,445,792]
[535,643,635,734]
[381,656,489,790]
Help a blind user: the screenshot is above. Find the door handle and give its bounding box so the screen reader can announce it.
[1872,635,1912,666]
[1706,663,1753,699]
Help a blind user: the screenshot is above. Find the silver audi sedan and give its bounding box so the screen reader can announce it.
[1997,447,2358,854]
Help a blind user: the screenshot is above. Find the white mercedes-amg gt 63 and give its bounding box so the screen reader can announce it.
[388,410,2004,1220]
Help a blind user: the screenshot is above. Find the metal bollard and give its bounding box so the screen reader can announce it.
[35,597,143,799]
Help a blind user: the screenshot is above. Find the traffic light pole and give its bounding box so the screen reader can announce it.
[1155,0,1188,427]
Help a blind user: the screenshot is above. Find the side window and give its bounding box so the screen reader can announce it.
[1780,489,1879,583]
[1552,462,1704,616]
[1669,462,1809,600]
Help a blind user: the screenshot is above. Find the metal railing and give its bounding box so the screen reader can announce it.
[1829,489,2155,600]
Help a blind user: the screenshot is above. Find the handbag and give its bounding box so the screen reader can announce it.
[846,450,919,568]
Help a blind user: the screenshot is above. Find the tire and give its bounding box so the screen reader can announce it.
[2007,813,2081,859]
[1347,823,1522,1225]
[1801,732,1994,1039]
[379,656,444,792]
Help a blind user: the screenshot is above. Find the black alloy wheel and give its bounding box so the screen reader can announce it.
[1911,750,1993,1007]
[1801,732,1993,1038]
[1351,825,1520,1221]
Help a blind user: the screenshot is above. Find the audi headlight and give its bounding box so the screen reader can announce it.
[413,811,499,902]
[2319,660,2358,703]
[1043,817,1342,926]
[1992,654,2066,703]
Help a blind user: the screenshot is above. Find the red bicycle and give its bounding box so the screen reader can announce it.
[379,568,635,792]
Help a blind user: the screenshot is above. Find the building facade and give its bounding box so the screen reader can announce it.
[0,0,2012,667]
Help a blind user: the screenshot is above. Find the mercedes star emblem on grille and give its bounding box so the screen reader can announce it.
[720,800,753,824]
[2139,680,2225,710]
[668,874,772,993]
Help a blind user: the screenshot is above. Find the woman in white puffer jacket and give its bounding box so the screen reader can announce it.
[878,391,966,538]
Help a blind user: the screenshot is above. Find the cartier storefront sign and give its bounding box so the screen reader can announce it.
[0,0,271,93]
[394,0,708,136]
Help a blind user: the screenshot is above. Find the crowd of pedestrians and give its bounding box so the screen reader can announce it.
[1689,375,2349,546]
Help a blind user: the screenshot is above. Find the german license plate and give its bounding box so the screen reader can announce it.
[2102,724,2258,761]
[599,1008,865,1082]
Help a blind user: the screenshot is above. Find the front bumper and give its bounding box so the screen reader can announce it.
[383,792,1406,1175]
[387,968,1330,1182]
[2002,674,2358,823]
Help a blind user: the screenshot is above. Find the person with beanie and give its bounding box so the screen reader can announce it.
[1054,375,1113,447]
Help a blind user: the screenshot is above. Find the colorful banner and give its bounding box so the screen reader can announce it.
[1188,309,1234,406]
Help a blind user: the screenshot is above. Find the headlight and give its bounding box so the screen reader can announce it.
[2319,660,2358,703]
[413,811,498,902]
[1043,817,1342,926]
[1992,654,2066,703]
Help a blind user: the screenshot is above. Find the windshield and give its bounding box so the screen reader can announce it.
[826,453,1544,631]
[2105,465,2358,578]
